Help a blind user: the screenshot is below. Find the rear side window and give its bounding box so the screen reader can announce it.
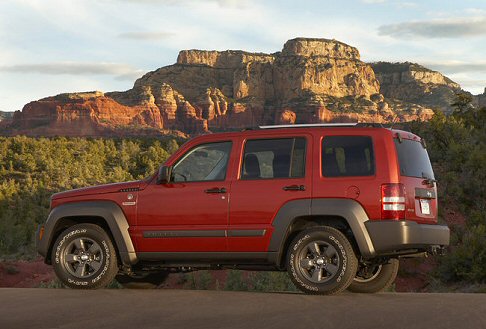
[322,136,374,177]
[394,139,434,179]
[241,137,306,180]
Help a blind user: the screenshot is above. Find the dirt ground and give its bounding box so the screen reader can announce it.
[0,259,55,288]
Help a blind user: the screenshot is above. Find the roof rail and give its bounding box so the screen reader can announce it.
[258,123,359,129]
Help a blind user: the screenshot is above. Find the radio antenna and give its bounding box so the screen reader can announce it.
[389,115,400,130]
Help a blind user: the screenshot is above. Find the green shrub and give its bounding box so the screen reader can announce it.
[408,99,486,286]
[0,136,181,259]
[249,271,297,292]
[223,270,297,292]
[438,224,486,283]
[224,270,249,291]
[182,270,213,290]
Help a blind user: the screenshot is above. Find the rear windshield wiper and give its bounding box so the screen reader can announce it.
[422,173,437,186]
[420,139,427,149]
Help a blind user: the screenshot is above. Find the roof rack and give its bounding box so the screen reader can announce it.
[258,123,359,129]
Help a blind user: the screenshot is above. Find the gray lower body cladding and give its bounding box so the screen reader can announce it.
[36,201,137,266]
[365,220,450,254]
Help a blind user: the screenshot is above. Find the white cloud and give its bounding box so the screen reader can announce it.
[118,31,175,40]
[395,2,417,9]
[456,79,485,89]
[113,0,246,7]
[445,75,485,94]
[378,17,486,39]
[424,61,486,74]
[464,8,486,15]
[0,62,144,80]
[361,0,386,3]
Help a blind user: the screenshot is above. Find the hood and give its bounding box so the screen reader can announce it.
[52,180,148,200]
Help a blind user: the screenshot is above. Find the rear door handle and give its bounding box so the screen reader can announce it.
[283,185,305,191]
[204,187,227,194]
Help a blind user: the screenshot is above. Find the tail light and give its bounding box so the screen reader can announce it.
[381,183,406,220]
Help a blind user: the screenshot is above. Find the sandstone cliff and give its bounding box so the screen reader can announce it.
[5,38,438,136]
[371,62,462,114]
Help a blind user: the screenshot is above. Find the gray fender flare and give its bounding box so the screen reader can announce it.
[268,198,376,266]
[37,201,137,266]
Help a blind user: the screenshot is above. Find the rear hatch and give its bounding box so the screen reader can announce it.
[394,134,437,224]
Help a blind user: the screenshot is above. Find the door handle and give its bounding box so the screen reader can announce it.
[204,187,227,194]
[283,185,306,191]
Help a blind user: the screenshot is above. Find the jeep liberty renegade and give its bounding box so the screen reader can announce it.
[37,123,450,294]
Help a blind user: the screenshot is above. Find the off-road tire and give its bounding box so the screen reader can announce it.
[348,258,399,293]
[116,271,170,289]
[51,223,118,289]
[287,226,358,295]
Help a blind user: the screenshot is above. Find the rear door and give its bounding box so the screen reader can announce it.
[228,134,312,252]
[314,133,379,216]
[394,137,438,224]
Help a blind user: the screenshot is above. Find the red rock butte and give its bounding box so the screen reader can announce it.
[5,38,466,137]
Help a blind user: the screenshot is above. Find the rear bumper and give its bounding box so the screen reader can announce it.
[365,220,450,255]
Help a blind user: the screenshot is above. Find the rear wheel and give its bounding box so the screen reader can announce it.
[51,223,119,289]
[287,226,358,295]
[348,258,399,293]
[116,271,169,289]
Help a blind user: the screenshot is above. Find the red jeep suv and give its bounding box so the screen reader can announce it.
[37,123,450,294]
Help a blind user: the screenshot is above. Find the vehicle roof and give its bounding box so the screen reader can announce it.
[190,124,421,141]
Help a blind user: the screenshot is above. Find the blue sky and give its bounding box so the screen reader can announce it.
[0,0,485,111]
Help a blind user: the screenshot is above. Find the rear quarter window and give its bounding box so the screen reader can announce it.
[322,136,375,177]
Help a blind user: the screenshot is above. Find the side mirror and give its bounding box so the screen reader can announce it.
[157,166,172,184]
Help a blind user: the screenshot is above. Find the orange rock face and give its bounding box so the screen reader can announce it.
[10,93,163,136]
[5,38,439,137]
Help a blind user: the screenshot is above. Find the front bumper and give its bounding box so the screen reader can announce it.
[365,220,450,255]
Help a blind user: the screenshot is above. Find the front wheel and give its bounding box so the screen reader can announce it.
[287,226,358,295]
[51,223,119,289]
[348,258,399,293]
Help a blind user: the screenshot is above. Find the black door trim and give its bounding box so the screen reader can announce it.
[227,229,266,237]
[143,230,226,238]
[143,229,267,238]
[137,251,273,262]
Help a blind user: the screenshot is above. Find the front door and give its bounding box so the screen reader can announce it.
[136,141,233,253]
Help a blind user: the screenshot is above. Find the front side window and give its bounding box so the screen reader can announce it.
[322,136,374,177]
[172,142,232,182]
[241,137,306,180]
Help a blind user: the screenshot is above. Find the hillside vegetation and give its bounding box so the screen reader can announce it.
[408,94,486,284]
[0,136,180,256]
[0,95,485,288]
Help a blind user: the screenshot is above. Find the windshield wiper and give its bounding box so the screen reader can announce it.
[422,173,437,185]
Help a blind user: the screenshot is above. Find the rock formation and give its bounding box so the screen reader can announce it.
[3,38,444,136]
[371,62,462,114]
[9,91,167,136]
